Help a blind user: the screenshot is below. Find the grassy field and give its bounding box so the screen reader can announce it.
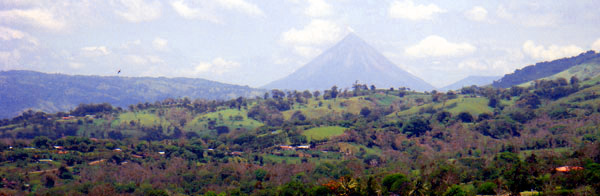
[337,142,382,155]
[185,109,263,133]
[112,111,171,128]
[302,126,346,142]
[392,96,492,117]
[282,96,375,120]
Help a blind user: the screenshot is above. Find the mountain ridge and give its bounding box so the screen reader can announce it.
[492,50,600,88]
[0,70,263,119]
[440,75,501,91]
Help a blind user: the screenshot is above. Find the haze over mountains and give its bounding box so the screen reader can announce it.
[2,36,600,119]
[441,75,501,91]
[0,70,263,119]
[264,33,434,91]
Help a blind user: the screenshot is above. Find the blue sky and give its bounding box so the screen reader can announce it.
[1,0,600,88]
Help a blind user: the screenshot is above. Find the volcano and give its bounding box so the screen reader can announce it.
[264,33,433,91]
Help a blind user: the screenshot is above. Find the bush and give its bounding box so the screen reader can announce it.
[403,117,431,137]
[477,182,497,195]
[443,185,466,196]
[457,112,474,123]
[382,173,410,195]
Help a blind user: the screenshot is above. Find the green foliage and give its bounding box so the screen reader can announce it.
[403,117,431,137]
[477,182,497,195]
[382,173,410,195]
[443,185,466,196]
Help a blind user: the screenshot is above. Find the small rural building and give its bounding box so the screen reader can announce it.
[555,166,583,172]
[279,145,294,150]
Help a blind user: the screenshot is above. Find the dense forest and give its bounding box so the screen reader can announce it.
[1,74,600,195]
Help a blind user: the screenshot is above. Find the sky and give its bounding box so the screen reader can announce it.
[1,0,600,88]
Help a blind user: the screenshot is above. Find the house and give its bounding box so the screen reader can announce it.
[555,166,583,172]
[279,145,294,150]
[113,148,122,152]
[62,116,75,120]
[297,145,310,149]
[231,151,243,156]
[53,146,64,150]
[89,159,106,165]
[158,151,165,155]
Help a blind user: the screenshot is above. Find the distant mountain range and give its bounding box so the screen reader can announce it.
[493,50,600,88]
[440,75,501,91]
[0,70,263,119]
[264,33,434,91]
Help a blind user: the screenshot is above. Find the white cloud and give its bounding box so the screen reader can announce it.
[215,0,264,16]
[281,19,342,46]
[0,26,25,41]
[305,0,333,18]
[114,0,162,23]
[495,4,558,27]
[592,39,600,52]
[194,57,241,75]
[388,0,445,20]
[293,46,322,58]
[522,40,584,61]
[465,6,487,22]
[458,59,487,70]
[69,62,84,69]
[80,46,111,57]
[170,0,220,23]
[0,8,66,31]
[126,55,148,64]
[146,55,165,63]
[152,37,168,51]
[405,35,476,58]
[120,39,142,49]
[281,19,342,58]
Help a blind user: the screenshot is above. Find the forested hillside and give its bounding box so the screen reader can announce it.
[0,70,264,119]
[492,50,600,88]
[1,75,600,195]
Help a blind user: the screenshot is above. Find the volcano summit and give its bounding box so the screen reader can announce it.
[264,33,434,91]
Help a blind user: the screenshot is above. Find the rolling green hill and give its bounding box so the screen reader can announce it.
[493,50,600,88]
[518,61,600,87]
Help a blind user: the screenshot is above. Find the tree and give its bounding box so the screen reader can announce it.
[503,161,532,195]
[360,107,371,117]
[457,112,473,123]
[313,90,321,98]
[33,136,51,149]
[443,185,466,196]
[330,86,339,99]
[382,173,410,195]
[290,111,306,122]
[403,117,431,137]
[488,96,499,108]
[477,182,497,195]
